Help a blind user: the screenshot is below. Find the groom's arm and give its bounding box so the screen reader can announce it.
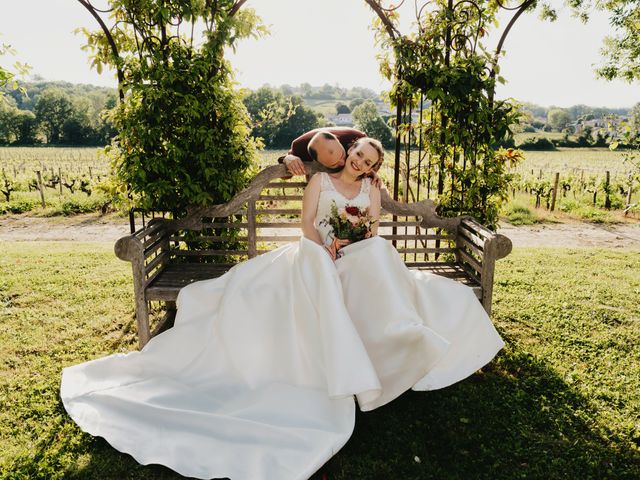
[278,129,321,175]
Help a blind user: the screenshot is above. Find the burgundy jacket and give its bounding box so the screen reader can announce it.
[279,127,366,163]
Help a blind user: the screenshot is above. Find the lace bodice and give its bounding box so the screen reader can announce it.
[314,172,372,246]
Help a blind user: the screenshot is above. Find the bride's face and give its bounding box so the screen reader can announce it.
[345,142,378,176]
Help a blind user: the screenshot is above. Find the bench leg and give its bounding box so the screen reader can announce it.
[135,298,150,349]
[151,301,176,337]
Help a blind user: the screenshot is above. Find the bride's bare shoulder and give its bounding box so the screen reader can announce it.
[308,172,323,184]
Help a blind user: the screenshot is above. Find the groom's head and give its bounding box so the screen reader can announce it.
[308,131,346,171]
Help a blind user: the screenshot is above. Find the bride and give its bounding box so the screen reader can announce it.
[61,137,504,480]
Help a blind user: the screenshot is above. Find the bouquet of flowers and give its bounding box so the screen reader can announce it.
[320,201,377,243]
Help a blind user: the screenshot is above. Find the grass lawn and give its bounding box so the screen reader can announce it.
[0,242,638,479]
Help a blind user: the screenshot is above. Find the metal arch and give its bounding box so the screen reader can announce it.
[76,0,124,102]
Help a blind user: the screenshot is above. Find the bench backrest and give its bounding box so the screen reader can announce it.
[166,170,462,258]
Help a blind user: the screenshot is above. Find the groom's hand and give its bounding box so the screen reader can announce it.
[283,155,306,176]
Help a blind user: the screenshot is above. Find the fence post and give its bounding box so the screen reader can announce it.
[550,172,559,211]
[35,170,46,208]
[604,171,611,209]
[626,173,634,216]
[58,168,63,195]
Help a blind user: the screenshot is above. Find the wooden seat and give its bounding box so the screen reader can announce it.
[115,163,511,348]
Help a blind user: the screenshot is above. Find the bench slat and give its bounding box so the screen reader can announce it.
[380,234,455,241]
[170,235,249,242]
[458,249,482,275]
[256,222,302,228]
[146,262,481,301]
[172,250,249,257]
[256,208,301,215]
[457,235,484,258]
[258,195,303,201]
[458,224,485,249]
[266,182,307,188]
[396,247,455,254]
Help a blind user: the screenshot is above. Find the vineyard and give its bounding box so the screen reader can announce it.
[0,147,111,215]
[0,147,638,222]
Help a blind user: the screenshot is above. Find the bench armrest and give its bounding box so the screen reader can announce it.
[114,219,167,262]
[457,217,513,315]
[460,217,512,260]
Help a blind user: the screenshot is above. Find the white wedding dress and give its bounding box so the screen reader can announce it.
[61,173,505,480]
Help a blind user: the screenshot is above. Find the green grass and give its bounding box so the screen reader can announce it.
[0,242,638,479]
[501,201,541,225]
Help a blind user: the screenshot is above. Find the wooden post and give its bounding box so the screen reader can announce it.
[604,170,611,209]
[538,168,542,179]
[35,170,45,208]
[247,199,257,258]
[58,168,63,195]
[550,172,559,211]
[626,174,633,216]
[88,166,93,179]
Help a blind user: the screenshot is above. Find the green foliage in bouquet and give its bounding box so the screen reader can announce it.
[321,201,377,243]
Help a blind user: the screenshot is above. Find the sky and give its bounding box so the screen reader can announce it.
[0,0,638,108]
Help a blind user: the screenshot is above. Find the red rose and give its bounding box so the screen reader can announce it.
[345,206,360,216]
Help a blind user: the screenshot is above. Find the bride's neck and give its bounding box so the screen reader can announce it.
[336,170,360,184]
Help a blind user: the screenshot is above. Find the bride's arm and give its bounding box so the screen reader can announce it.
[369,184,381,236]
[301,173,325,246]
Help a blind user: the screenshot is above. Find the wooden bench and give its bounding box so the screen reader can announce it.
[115,164,513,348]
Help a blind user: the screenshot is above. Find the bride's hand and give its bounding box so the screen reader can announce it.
[332,238,351,251]
[324,238,350,261]
[323,244,337,261]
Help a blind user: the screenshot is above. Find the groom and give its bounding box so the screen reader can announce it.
[278,127,366,176]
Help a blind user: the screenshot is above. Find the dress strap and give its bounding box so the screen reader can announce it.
[320,172,335,192]
[361,177,371,195]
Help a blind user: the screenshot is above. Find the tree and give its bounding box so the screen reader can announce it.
[546,108,572,131]
[349,98,365,111]
[34,88,73,143]
[14,110,37,144]
[79,0,265,212]
[335,103,351,114]
[0,101,19,143]
[272,97,323,148]
[351,100,393,148]
[243,87,323,148]
[243,86,287,146]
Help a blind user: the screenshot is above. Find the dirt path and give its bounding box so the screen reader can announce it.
[1,213,640,249]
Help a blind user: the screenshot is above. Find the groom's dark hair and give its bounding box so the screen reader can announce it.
[307,131,339,161]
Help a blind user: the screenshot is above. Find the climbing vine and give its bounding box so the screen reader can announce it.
[78,0,265,213]
[371,0,526,228]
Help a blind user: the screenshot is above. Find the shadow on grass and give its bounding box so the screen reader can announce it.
[3,344,638,480]
[325,344,640,480]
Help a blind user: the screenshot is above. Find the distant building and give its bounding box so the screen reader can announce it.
[329,113,354,126]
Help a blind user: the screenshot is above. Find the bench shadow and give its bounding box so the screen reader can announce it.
[324,342,640,480]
